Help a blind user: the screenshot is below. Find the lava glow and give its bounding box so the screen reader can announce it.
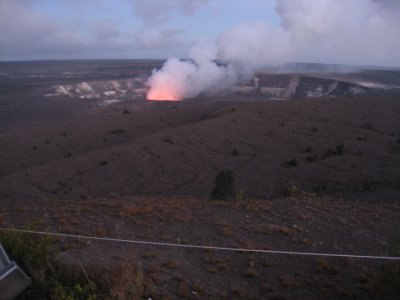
[146,88,180,101]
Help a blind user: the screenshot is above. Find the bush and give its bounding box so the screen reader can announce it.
[371,263,400,299]
[235,189,247,203]
[323,144,345,158]
[284,185,315,198]
[211,170,234,200]
[306,154,318,162]
[334,144,345,155]
[0,227,100,299]
[287,159,298,167]
[305,146,313,153]
[110,129,125,134]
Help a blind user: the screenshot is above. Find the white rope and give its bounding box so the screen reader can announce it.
[1,227,399,261]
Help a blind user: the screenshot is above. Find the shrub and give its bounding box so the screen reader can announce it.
[0,227,100,299]
[361,122,373,130]
[235,189,247,203]
[285,185,300,197]
[211,170,234,200]
[394,243,400,256]
[287,159,298,167]
[110,129,125,134]
[371,263,400,299]
[305,146,313,153]
[323,144,345,158]
[334,144,345,155]
[284,185,315,198]
[306,154,318,162]
[231,149,239,156]
[162,137,173,144]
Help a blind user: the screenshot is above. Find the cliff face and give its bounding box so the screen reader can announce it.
[46,77,148,101]
[232,74,374,100]
[46,73,397,103]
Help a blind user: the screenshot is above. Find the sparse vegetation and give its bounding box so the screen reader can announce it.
[211,170,234,200]
[0,227,99,299]
[0,226,147,300]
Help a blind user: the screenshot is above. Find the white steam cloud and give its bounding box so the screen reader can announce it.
[146,40,237,100]
[146,0,400,101]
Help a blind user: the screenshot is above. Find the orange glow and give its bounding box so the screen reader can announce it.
[146,89,180,101]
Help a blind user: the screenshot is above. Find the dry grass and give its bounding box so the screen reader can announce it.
[244,267,260,278]
[315,257,340,275]
[165,259,181,269]
[204,255,231,272]
[221,226,233,236]
[120,204,153,217]
[280,274,301,288]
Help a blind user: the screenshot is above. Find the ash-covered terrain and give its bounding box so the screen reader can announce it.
[1,60,400,299]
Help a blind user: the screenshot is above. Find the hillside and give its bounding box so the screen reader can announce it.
[1,96,399,203]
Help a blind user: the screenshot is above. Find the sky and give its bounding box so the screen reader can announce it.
[0,0,399,66]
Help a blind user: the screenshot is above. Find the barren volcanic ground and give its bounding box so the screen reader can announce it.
[1,96,399,202]
[0,61,400,299]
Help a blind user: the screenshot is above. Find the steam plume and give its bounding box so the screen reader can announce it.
[146,0,400,101]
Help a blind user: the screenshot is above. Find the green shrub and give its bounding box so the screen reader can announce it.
[287,159,298,167]
[305,146,313,153]
[0,227,99,299]
[235,189,247,203]
[110,129,125,134]
[334,144,345,155]
[395,243,400,256]
[285,185,300,197]
[323,144,345,158]
[372,263,400,299]
[211,170,234,200]
[284,185,315,198]
[306,154,318,162]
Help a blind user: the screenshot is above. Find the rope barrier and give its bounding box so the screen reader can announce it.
[1,227,399,261]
